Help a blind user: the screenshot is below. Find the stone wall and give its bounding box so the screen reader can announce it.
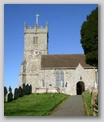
[91,88,98,116]
[19,22,48,91]
[40,64,96,95]
[19,22,97,95]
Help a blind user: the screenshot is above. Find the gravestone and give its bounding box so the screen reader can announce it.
[7,86,13,102]
[8,92,13,102]
[26,84,29,95]
[22,83,26,95]
[14,88,19,99]
[18,86,23,97]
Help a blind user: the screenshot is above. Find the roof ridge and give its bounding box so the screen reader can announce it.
[42,54,85,56]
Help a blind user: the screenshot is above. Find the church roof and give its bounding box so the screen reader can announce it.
[41,54,94,68]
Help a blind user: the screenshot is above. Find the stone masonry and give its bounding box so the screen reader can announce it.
[19,22,48,93]
[19,20,98,95]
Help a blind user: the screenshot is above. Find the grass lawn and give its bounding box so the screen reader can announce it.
[4,93,69,116]
[83,92,93,116]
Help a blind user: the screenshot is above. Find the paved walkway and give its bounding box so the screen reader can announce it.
[50,95,86,116]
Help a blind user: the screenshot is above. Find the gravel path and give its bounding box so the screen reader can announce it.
[50,95,86,116]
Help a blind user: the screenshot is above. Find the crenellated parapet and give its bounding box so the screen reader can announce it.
[24,22,48,34]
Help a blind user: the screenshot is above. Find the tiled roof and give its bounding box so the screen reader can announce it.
[41,54,94,68]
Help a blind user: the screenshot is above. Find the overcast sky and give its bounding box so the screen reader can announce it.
[4,4,98,91]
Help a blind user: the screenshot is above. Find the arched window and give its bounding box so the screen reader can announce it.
[60,71,64,87]
[56,71,60,87]
[56,71,64,87]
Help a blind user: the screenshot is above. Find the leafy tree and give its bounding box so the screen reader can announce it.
[80,7,98,67]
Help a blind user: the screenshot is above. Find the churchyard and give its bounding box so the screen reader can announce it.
[4,93,69,116]
[4,85,98,116]
[4,83,32,102]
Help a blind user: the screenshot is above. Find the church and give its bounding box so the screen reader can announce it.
[19,19,97,95]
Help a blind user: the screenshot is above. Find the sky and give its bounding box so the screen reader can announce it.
[4,4,98,91]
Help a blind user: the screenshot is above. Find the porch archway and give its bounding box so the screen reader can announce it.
[76,81,85,95]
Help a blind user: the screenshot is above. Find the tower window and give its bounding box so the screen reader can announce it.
[33,37,38,44]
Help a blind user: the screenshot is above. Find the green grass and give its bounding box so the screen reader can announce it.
[4,93,69,116]
[83,92,93,116]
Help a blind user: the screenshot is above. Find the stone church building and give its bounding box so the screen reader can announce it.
[19,20,97,95]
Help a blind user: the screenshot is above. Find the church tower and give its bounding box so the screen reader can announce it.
[19,16,48,92]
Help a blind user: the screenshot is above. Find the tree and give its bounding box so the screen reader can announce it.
[9,86,12,93]
[80,7,98,67]
[4,86,8,96]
